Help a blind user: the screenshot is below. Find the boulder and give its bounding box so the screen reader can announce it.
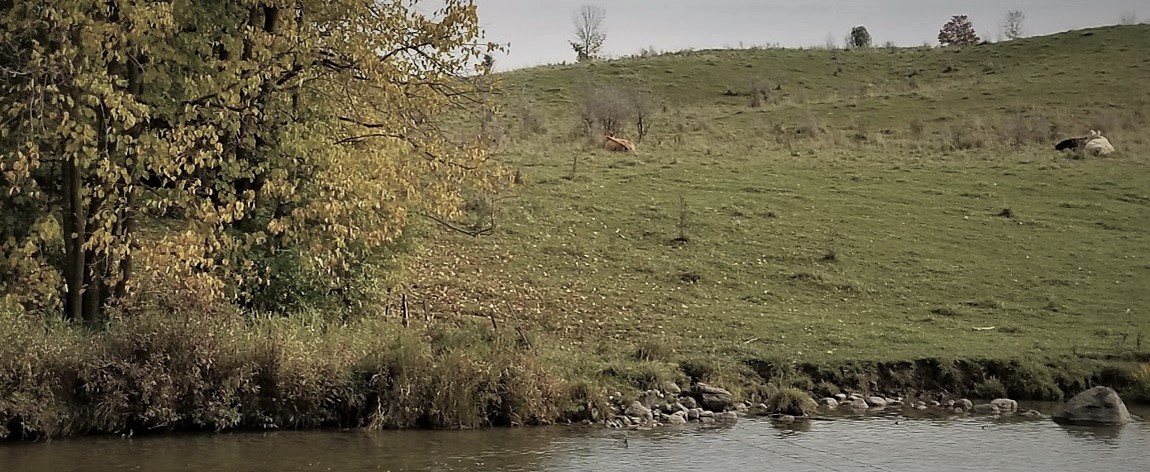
[867,396,888,407]
[693,384,735,412]
[821,398,840,408]
[990,398,1018,413]
[972,404,1001,416]
[624,401,653,423]
[834,393,848,402]
[1052,387,1131,426]
[662,381,682,395]
[680,396,699,409]
[666,411,688,425]
[718,411,739,423]
[956,399,974,411]
[639,391,662,409]
[687,409,701,421]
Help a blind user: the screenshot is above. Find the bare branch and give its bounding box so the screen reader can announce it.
[419,211,494,237]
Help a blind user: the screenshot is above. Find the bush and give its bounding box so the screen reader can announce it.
[0,309,80,439]
[1129,363,1150,402]
[680,357,722,384]
[974,376,1008,399]
[576,83,657,141]
[765,387,818,416]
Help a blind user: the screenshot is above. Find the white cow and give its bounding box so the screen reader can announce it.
[1082,130,1115,156]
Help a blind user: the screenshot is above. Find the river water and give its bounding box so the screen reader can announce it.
[3,405,1148,472]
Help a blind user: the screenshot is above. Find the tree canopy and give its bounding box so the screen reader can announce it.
[0,0,502,321]
[938,15,980,46]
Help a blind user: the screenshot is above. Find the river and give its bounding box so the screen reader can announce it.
[3,404,1148,471]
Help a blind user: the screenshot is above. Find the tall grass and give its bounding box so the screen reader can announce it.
[0,308,566,439]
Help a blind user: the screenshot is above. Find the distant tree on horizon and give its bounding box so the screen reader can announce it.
[570,5,607,62]
[849,26,872,48]
[1003,10,1025,40]
[938,15,980,46]
[824,32,838,49]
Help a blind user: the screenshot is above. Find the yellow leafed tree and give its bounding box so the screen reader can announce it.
[0,0,502,321]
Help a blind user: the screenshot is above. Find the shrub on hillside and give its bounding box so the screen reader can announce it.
[577,83,657,142]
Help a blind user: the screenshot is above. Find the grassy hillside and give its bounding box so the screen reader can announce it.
[498,25,1149,145]
[403,26,1150,398]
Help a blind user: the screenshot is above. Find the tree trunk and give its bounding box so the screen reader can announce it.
[61,156,85,321]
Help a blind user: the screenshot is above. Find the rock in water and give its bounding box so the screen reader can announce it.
[666,412,688,425]
[1052,387,1131,426]
[990,398,1018,413]
[972,404,1001,416]
[693,383,734,412]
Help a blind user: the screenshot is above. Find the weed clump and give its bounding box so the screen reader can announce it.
[634,340,674,362]
[765,387,818,416]
[974,376,1008,399]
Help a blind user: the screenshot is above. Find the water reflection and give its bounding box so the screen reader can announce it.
[1057,424,1125,443]
[2,406,1149,472]
[768,419,813,435]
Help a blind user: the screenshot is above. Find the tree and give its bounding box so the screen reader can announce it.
[938,15,981,46]
[576,83,656,142]
[0,0,500,321]
[1003,10,1025,40]
[570,5,607,62]
[849,26,872,49]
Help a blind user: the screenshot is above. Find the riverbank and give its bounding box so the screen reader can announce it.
[2,307,1148,440]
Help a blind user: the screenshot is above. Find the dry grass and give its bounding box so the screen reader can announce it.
[0,307,568,439]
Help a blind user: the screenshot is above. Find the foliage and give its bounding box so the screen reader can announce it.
[1003,10,1026,40]
[849,26,872,49]
[570,5,607,62]
[0,0,502,321]
[939,15,981,46]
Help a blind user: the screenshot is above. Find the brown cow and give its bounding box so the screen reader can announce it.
[603,132,636,152]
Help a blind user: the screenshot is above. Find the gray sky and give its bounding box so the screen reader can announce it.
[474,0,1145,70]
